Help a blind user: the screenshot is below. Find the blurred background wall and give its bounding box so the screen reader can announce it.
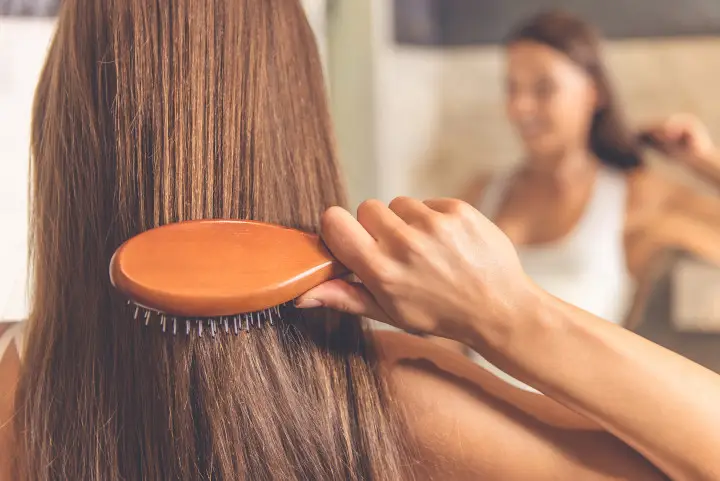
[327,0,377,208]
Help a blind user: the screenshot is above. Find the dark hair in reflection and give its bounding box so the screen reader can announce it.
[507,10,643,170]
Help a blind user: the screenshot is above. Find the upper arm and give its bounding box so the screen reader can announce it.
[0,324,21,481]
[380,333,666,480]
[653,214,720,267]
[627,173,720,274]
[667,183,720,229]
[653,184,720,266]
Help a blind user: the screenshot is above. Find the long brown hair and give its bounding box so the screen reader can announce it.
[15,1,415,479]
[507,11,643,170]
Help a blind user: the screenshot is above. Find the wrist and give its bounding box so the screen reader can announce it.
[464,277,551,355]
[465,284,582,391]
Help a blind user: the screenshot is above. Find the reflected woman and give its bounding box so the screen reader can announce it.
[457,11,720,390]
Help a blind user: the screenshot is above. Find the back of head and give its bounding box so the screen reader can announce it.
[508,10,643,170]
[17,1,413,479]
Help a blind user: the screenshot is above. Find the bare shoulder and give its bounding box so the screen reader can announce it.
[626,167,711,215]
[370,330,666,480]
[457,173,492,205]
[626,168,720,273]
[0,323,22,480]
[626,169,677,218]
[371,330,598,430]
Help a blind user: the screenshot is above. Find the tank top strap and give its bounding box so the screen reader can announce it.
[572,167,628,244]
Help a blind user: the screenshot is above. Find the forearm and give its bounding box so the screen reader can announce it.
[470,290,720,481]
[690,150,720,189]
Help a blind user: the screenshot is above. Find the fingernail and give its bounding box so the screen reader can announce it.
[295,298,323,309]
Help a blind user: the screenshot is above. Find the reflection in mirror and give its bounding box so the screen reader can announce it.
[326,2,720,381]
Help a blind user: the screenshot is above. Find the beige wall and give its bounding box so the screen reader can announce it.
[301,0,328,76]
[371,0,720,200]
[327,0,377,209]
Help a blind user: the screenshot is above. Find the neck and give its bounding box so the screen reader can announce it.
[525,150,598,190]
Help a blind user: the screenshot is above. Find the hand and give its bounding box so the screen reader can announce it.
[296,197,537,346]
[641,114,719,172]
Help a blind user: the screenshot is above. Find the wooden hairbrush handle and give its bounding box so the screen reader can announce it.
[110,220,348,317]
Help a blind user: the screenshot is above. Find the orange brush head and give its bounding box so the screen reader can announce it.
[110,220,347,326]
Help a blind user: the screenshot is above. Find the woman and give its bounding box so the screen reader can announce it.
[455,11,720,390]
[0,1,669,480]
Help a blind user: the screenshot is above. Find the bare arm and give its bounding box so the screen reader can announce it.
[299,198,720,481]
[666,183,720,231]
[626,172,720,277]
[654,212,720,266]
[629,181,720,270]
[478,292,720,481]
[628,208,720,276]
[683,150,720,189]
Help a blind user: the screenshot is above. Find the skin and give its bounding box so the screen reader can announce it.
[0,324,20,481]
[297,197,720,480]
[460,41,720,284]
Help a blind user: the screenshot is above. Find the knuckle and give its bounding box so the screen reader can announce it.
[388,196,410,211]
[386,221,426,255]
[320,206,342,232]
[399,231,425,257]
[449,199,475,218]
[368,259,397,286]
[425,215,448,235]
[357,199,382,218]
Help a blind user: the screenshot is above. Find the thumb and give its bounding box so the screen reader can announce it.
[295,279,391,323]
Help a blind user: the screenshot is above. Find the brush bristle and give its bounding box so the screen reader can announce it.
[125,300,290,337]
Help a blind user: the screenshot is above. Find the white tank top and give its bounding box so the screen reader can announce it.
[470,167,634,392]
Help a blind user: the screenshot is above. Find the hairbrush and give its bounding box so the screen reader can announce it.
[109,220,347,337]
[637,131,660,148]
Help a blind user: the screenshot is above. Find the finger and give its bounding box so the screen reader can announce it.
[422,197,459,214]
[662,122,685,141]
[295,279,391,323]
[423,198,497,230]
[388,196,439,227]
[356,199,408,241]
[423,198,483,218]
[664,115,699,140]
[321,206,379,279]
